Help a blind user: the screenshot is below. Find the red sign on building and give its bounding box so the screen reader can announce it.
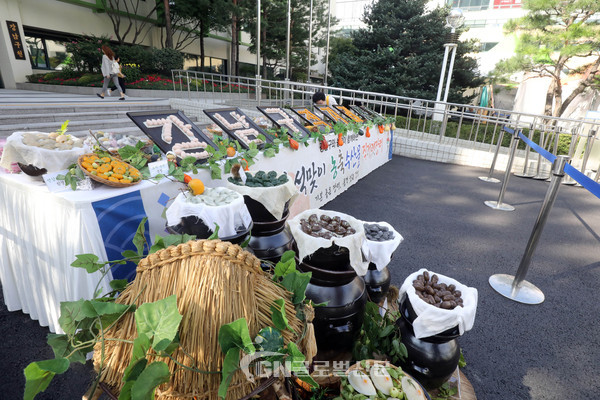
[493,0,521,8]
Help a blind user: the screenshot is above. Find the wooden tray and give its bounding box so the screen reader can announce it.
[78,154,141,188]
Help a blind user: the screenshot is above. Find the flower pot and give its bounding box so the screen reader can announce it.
[395,294,461,390]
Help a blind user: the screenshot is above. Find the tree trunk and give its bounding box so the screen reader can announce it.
[200,19,205,70]
[544,78,556,117]
[558,56,600,117]
[552,78,563,118]
[231,10,238,76]
[163,0,173,48]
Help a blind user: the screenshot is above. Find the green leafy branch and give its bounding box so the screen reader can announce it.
[352,302,407,364]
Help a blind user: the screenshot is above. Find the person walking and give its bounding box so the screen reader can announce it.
[107,57,127,98]
[96,45,125,100]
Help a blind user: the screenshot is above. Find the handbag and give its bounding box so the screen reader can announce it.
[111,60,120,75]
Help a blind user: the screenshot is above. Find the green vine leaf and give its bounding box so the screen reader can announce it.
[218,348,240,400]
[133,217,148,255]
[280,270,311,304]
[24,358,70,400]
[270,299,290,331]
[135,295,182,352]
[70,253,104,273]
[286,342,318,388]
[255,327,284,352]
[130,361,171,400]
[273,252,296,280]
[109,279,129,292]
[218,318,255,355]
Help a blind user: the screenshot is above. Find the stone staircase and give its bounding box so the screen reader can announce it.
[0,103,199,139]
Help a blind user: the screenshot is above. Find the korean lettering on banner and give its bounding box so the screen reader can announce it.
[6,21,26,60]
[294,161,326,195]
[363,138,384,159]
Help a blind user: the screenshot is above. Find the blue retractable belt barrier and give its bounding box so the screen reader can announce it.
[518,131,600,200]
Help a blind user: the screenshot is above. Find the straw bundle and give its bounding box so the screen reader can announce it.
[93,239,314,399]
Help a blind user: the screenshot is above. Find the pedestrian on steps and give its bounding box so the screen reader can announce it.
[107,57,127,98]
[96,45,125,100]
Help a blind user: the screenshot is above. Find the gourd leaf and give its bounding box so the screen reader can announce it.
[130,361,171,400]
[135,295,182,352]
[70,253,104,273]
[280,270,312,304]
[246,149,259,158]
[210,163,222,179]
[286,343,318,388]
[273,253,296,280]
[255,327,284,352]
[263,148,276,158]
[46,333,90,365]
[218,318,255,355]
[110,279,129,292]
[23,358,70,400]
[270,299,290,331]
[218,348,240,399]
[132,217,148,255]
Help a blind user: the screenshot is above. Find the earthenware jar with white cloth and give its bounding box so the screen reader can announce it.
[165,187,252,244]
[226,171,298,263]
[361,221,404,303]
[287,209,369,351]
[396,269,478,389]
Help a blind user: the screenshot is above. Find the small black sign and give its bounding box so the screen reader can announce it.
[6,21,26,60]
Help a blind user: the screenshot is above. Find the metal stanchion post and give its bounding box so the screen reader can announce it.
[478,127,506,183]
[545,127,561,182]
[562,126,581,185]
[489,155,570,304]
[484,129,521,211]
[575,129,597,187]
[532,125,554,180]
[514,122,537,178]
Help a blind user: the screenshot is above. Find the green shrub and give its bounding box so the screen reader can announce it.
[44,72,59,80]
[78,73,102,85]
[65,35,109,73]
[122,64,142,83]
[58,65,80,79]
[26,73,46,83]
[114,44,153,72]
[150,48,183,74]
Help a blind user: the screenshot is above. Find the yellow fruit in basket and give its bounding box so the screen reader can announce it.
[98,173,109,180]
[188,179,205,196]
[108,177,120,183]
[120,178,133,183]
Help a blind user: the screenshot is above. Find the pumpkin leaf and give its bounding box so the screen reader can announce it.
[135,295,182,352]
[255,327,284,352]
[280,270,311,304]
[70,253,104,273]
[218,348,240,399]
[218,318,255,355]
[24,358,70,400]
[130,361,171,400]
[270,299,290,331]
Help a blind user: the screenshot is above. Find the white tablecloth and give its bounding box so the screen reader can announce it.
[0,129,392,333]
[0,173,187,333]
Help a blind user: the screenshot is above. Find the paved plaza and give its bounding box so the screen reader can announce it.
[1,90,599,399]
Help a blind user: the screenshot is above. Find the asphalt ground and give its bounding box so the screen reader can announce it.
[2,156,600,399]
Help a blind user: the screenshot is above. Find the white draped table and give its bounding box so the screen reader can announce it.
[0,129,392,333]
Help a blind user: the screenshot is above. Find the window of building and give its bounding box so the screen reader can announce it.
[481,42,499,51]
[447,0,489,11]
[184,55,227,74]
[24,28,72,70]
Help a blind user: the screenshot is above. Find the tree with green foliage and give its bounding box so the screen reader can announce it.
[493,0,600,117]
[98,0,158,45]
[156,0,230,70]
[328,0,483,104]
[243,0,334,80]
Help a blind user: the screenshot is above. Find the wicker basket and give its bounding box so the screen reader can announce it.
[77,154,141,188]
[92,240,317,400]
